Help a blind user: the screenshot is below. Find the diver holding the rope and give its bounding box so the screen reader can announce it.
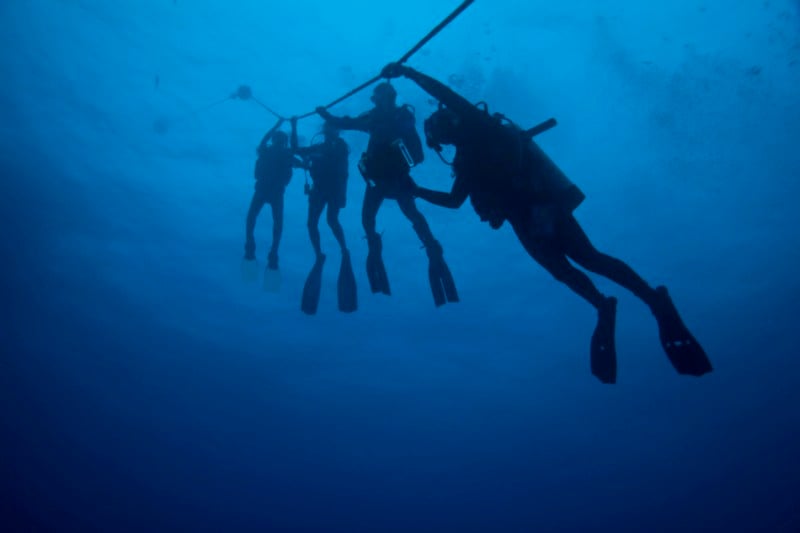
[290,117,357,314]
[380,62,711,382]
[315,82,458,307]
[244,118,306,286]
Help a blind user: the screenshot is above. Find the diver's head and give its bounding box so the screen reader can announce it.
[423,107,461,151]
[322,120,339,140]
[272,131,289,148]
[371,82,397,110]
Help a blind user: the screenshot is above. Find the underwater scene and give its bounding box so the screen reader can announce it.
[1,0,799,531]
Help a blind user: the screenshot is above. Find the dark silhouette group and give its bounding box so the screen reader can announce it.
[240,62,712,383]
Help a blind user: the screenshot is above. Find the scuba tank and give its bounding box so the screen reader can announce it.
[524,140,585,212]
[482,104,584,213]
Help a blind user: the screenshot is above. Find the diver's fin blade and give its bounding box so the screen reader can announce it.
[301,256,326,315]
[366,252,391,295]
[365,254,380,294]
[337,251,358,313]
[665,339,712,376]
[263,265,282,293]
[376,260,390,295]
[439,261,459,303]
[591,297,618,384]
[428,262,446,307]
[241,258,259,283]
[654,287,712,376]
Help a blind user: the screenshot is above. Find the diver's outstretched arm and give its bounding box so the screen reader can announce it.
[259,118,285,150]
[316,107,370,133]
[415,176,468,209]
[383,64,475,118]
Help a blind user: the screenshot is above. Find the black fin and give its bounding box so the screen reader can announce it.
[337,251,358,313]
[653,287,712,376]
[366,236,391,295]
[300,255,326,315]
[591,297,618,384]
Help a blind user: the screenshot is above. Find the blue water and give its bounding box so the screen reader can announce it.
[2,1,799,531]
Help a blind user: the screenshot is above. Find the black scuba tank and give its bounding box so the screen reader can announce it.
[489,108,585,213]
[524,140,585,213]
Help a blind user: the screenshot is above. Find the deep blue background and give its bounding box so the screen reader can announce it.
[2,1,799,531]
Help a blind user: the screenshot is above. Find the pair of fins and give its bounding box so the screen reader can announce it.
[591,286,713,384]
[365,235,459,307]
[427,251,459,307]
[240,257,282,293]
[300,251,358,315]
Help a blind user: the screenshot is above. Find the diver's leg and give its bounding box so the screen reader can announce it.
[307,193,325,259]
[244,189,266,260]
[397,193,459,305]
[361,186,383,240]
[559,216,711,376]
[300,196,327,314]
[362,187,390,294]
[559,215,658,307]
[512,216,616,382]
[268,194,285,269]
[396,194,437,248]
[326,204,347,252]
[328,201,356,312]
[511,217,607,309]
